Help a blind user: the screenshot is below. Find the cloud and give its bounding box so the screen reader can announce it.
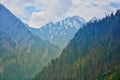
[1,0,72,27]
[1,0,120,28]
[66,0,120,21]
[25,0,72,27]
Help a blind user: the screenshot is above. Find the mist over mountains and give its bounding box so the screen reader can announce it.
[29,16,85,49]
[0,3,120,80]
[34,10,120,80]
[0,4,85,80]
[0,4,61,80]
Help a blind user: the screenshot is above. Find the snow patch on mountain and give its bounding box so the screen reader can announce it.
[29,16,86,49]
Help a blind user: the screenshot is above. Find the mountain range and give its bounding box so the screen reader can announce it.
[0,3,120,80]
[0,4,61,80]
[0,4,85,80]
[34,10,120,80]
[29,16,85,49]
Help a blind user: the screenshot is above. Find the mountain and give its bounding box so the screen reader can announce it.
[29,16,85,49]
[34,10,120,80]
[90,16,98,22]
[0,4,61,80]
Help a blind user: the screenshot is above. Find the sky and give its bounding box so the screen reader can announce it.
[1,0,120,28]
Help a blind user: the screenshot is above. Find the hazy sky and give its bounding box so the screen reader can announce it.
[1,0,120,28]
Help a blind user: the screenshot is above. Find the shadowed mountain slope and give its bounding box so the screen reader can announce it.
[0,4,61,80]
[34,10,120,80]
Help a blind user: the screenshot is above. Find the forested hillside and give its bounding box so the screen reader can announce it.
[0,4,61,80]
[34,10,120,80]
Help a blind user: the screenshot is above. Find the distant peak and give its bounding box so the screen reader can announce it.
[49,22,55,25]
[71,16,82,19]
[40,16,85,28]
[64,16,86,25]
[90,17,98,22]
[71,16,85,23]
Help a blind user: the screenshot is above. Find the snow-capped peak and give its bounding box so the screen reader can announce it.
[29,15,86,49]
[90,16,98,22]
[59,16,85,28]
